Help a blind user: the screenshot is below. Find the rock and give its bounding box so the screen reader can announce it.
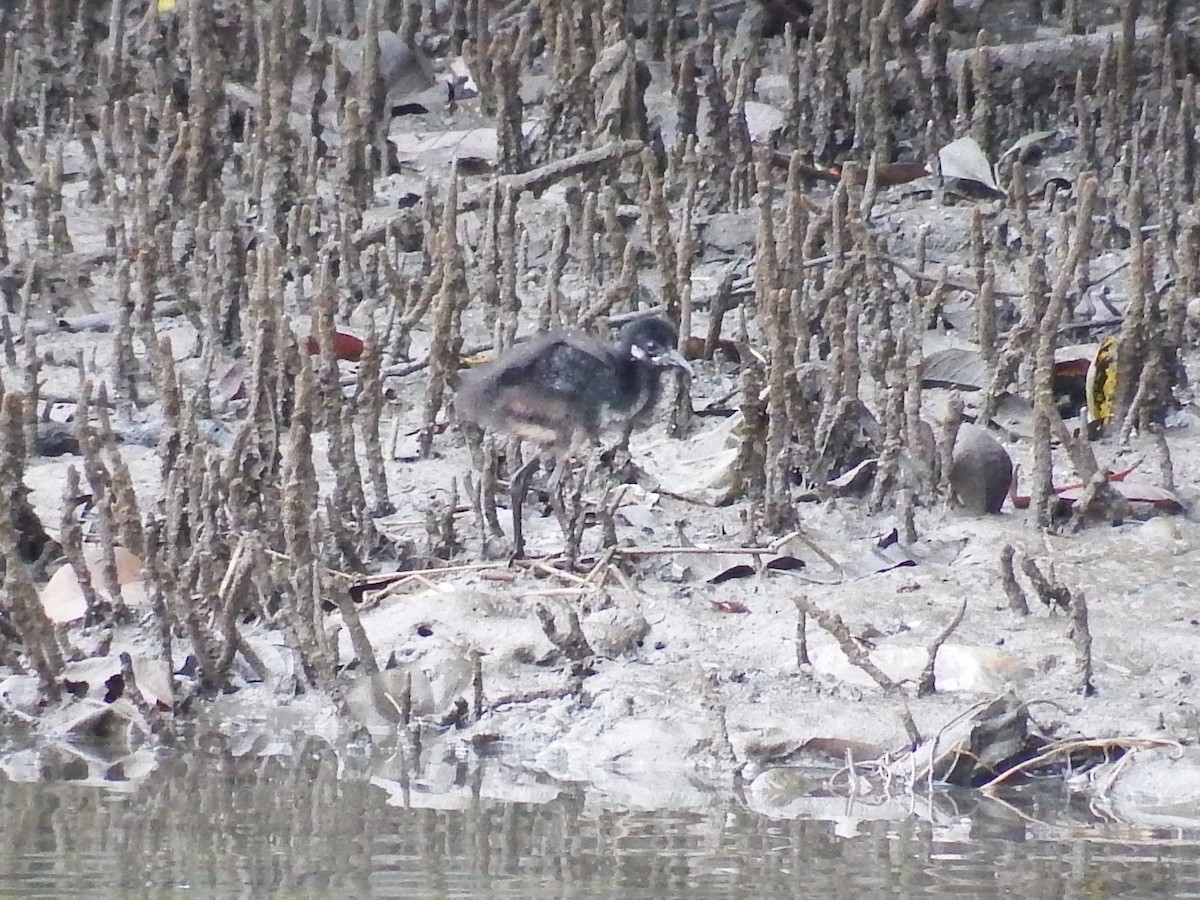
[950,425,1013,514]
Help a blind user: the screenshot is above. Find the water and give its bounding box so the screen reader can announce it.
[1,740,1198,899]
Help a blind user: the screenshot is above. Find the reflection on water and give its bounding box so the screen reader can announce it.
[0,737,1198,899]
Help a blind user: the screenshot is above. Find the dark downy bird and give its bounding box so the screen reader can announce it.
[457,315,692,556]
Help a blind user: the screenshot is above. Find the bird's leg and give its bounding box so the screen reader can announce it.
[544,432,585,502]
[551,448,589,563]
[544,452,568,499]
[508,455,541,559]
[598,422,636,481]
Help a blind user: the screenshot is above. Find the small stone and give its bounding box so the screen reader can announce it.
[950,425,1013,514]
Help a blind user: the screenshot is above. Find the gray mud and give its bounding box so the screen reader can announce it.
[2,0,1200,820]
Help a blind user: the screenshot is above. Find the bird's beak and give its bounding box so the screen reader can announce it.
[654,349,694,377]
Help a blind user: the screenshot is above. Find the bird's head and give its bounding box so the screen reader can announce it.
[621,316,693,377]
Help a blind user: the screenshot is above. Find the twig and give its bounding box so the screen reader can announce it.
[343,343,493,386]
[917,598,967,697]
[488,683,582,711]
[980,737,1181,792]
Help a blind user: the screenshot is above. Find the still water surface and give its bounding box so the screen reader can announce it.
[0,740,1198,898]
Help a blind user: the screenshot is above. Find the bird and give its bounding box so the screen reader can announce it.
[457,315,693,556]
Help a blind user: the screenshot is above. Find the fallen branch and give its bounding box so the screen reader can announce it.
[354,140,646,248]
[8,301,184,338]
[849,24,1198,103]
[882,254,1022,299]
[980,737,1181,792]
[794,594,900,694]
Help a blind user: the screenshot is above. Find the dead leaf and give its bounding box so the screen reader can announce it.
[1000,129,1058,161]
[304,331,364,361]
[830,458,878,494]
[637,415,743,506]
[744,101,786,143]
[59,656,173,710]
[711,600,750,614]
[708,564,756,584]
[842,535,967,580]
[217,359,248,401]
[921,347,988,391]
[1057,481,1183,513]
[615,505,662,532]
[873,161,929,187]
[40,547,148,624]
[936,136,1001,194]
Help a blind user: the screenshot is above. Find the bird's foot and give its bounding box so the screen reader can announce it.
[597,442,636,482]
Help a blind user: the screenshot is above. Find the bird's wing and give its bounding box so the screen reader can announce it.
[456,330,617,432]
[488,332,615,394]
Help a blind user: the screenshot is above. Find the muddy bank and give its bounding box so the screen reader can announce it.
[2,0,1200,814]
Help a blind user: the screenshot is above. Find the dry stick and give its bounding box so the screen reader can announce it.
[4,300,184,338]
[488,684,582,711]
[916,597,967,698]
[781,529,845,581]
[999,544,1030,615]
[583,546,616,587]
[60,465,108,622]
[880,254,1022,299]
[343,342,493,386]
[794,594,900,694]
[1111,185,1150,434]
[231,629,272,683]
[212,536,254,679]
[1047,403,1127,528]
[1046,401,1099,483]
[980,736,1182,793]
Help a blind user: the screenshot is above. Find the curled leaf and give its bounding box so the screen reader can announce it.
[936,136,1000,194]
